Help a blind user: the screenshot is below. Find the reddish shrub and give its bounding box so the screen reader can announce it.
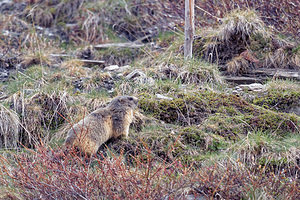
[0,144,298,199]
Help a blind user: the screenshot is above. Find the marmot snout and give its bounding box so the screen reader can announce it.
[64,96,138,155]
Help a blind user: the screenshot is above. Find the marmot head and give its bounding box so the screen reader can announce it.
[108,96,138,109]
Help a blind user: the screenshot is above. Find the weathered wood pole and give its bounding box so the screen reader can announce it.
[184,0,195,59]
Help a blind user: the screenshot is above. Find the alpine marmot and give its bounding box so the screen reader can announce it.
[65,96,138,155]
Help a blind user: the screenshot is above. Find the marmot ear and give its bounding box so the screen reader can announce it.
[118,97,125,103]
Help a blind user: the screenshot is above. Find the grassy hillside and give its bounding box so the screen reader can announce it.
[0,0,299,199]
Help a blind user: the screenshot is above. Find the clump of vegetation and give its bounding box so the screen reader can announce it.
[0,104,19,149]
[7,91,74,147]
[158,59,223,85]
[23,0,83,28]
[139,90,299,135]
[194,10,267,65]
[99,0,183,41]
[193,9,300,74]
[196,0,300,39]
[97,47,144,66]
[252,80,300,113]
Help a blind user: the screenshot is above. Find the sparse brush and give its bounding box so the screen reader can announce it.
[20,52,52,68]
[54,0,83,23]
[0,142,299,199]
[71,10,104,45]
[193,8,300,74]
[177,62,222,85]
[264,46,300,69]
[291,54,300,68]
[23,0,83,28]
[0,14,30,49]
[265,48,288,68]
[82,71,113,93]
[228,132,300,179]
[27,6,54,27]
[154,57,222,86]
[101,0,183,42]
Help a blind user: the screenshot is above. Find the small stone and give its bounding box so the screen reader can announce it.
[24,89,35,95]
[232,90,239,95]
[155,94,173,101]
[104,65,119,71]
[238,83,265,91]
[117,73,124,78]
[126,70,146,80]
[289,106,300,116]
[107,88,115,94]
[117,65,131,73]
[0,69,9,82]
[134,77,155,85]
[185,194,207,200]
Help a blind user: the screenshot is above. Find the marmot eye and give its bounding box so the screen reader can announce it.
[128,97,133,101]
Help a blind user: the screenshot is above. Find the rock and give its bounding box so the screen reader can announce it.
[126,70,146,80]
[134,77,155,85]
[117,73,124,78]
[76,46,95,60]
[155,94,173,101]
[0,69,9,82]
[107,88,115,94]
[289,106,300,116]
[104,65,119,71]
[232,90,239,95]
[186,195,207,200]
[117,65,131,73]
[24,89,35,95]
[238,83,265,92]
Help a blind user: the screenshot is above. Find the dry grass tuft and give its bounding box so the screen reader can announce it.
[291,54,300,67]
[198,9,267,65]
[193,9,300,74]
[61,59,87,77]
[156,60,222,86]
[218,10,267,43]
[27,6,54,28]
[0,104,19,149]
[226,55,250,75]
[264,46,300,70]
[177,65,222,85]
[7,91,74,147]
[23,0,83,27]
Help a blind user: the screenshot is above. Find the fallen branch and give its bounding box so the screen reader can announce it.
[94,43,144,49]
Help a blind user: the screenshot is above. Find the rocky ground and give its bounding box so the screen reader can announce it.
[0,0,299,199]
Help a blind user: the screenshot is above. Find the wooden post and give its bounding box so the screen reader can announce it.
[184,0,195,59]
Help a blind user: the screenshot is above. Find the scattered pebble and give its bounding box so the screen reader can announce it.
[104,65,119,71]
[155,94,173,100]
[126,70,146,80]
[237,83,265,92]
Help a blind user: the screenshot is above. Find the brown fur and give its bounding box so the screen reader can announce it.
[65,96,138,155]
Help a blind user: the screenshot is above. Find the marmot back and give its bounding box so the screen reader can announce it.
[65,96,138,155]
